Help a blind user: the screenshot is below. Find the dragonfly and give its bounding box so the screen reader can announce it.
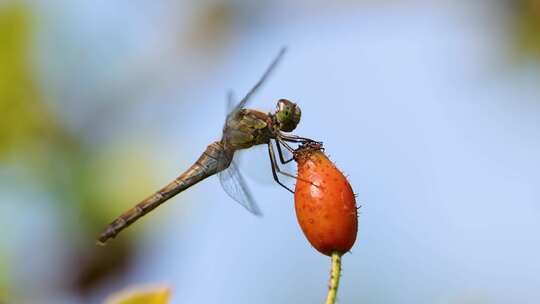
[97,48,315,245]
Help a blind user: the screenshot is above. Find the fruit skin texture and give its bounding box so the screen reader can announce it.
[294,148,358,256]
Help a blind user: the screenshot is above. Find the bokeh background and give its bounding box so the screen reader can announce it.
[1,1,540,303]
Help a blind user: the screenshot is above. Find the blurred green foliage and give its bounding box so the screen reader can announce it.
[515,0,540,57]
[0,249,9,301]
[0,2,158,298]
[0,4,36,300]
[0,3,56,159]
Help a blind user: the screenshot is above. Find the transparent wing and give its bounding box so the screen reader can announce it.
[226,90,235,114]
[217,48,286,215]
[218,158,262,216]
[226,47,286,120]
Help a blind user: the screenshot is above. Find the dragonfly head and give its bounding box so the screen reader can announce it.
[275,99,301,132]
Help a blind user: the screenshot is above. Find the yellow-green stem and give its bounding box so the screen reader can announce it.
[325,251,342,304]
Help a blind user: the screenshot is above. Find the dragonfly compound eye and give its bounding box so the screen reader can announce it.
[276,99,301,132]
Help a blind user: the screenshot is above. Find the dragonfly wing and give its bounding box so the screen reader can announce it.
[224,90,239,126]
[218,159,262,216]
[227,47,286,117]
[226,90,235,114]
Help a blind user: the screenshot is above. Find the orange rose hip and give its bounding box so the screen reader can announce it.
[294,142,358,256]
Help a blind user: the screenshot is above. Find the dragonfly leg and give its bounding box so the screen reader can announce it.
[276,137,296,153]
[267,142,294,193]
[269,141,316,189]
[274,139,294,164]
[277,135,320,156]
[279,133,317,143]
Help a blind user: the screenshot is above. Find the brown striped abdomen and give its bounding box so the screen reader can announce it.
[97,141,232,244]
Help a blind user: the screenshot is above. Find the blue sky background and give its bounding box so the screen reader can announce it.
[1,1,539,303]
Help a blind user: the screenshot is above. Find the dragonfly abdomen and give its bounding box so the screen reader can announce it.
[97,141,232,244]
